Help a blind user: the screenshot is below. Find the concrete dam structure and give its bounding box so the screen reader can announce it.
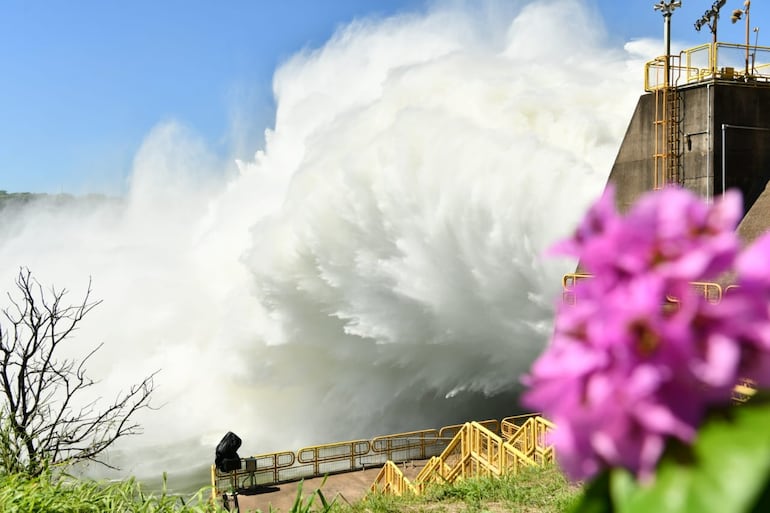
[608,42,770,245]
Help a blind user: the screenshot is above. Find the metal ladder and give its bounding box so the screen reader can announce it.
[652,56,683,189]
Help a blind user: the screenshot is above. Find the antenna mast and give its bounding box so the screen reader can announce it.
[654,1,682,88]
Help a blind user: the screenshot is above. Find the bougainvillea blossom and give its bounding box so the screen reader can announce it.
[523,185,770,482]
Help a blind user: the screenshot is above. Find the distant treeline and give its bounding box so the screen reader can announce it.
[0,190,116,211]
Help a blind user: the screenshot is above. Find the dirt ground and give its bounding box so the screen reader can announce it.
[228,460,427,513]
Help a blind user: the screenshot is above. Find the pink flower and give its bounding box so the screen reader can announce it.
[523,186,761,482]
[723,232,770,387]
[524,272,706,480]
[552,186,742,285]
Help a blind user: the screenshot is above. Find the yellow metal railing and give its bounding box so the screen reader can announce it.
[561,274,755,404]
[370,461,419,496]
[506,416,555,462]
[210,450,296,501]
[439,419,500,441]
[297,439,371,476]
[667,281,723,304]
[370,417,554,496]
[562,273,591,305]
[646,42,770,91]
[413,455,451,488]
[501,413,542,441]
[210,419,501,499]
[563,274,724,304]
[371,429,440,462]
[733,378,757,403]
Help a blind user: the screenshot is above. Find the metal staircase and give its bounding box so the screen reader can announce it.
[370,415,555,496]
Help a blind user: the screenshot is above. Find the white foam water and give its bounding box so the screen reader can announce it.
[0,0,649,489]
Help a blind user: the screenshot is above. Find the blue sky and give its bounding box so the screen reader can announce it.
[1,0,766,194]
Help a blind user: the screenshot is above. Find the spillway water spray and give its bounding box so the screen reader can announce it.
[0,0,650,487]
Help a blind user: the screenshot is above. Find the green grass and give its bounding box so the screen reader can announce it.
[0,465,578,513]
[0,472,225,513]
[332,465,580,513]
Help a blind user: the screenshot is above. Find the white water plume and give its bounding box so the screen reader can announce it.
[0,0,646,486]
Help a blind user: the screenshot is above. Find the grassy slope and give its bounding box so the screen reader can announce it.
[0,465,579,513]
[332,465,579,513]
[0,472,224,513]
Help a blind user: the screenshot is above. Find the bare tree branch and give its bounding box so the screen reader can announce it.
[0,268,157,475]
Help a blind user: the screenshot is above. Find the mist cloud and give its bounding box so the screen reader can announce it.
[0,0,643,486]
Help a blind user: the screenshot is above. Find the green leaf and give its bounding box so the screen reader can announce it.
[317,489,337,512]
[570,471,614,513]
[608,468,635,506]
[749,479,770,513]
[611,397,770,513]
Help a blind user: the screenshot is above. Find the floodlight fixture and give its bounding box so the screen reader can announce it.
[654,0,682,15]
[694,0,726,46]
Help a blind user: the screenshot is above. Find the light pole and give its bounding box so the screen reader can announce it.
[654,1,682,87]
[731,0,751,77]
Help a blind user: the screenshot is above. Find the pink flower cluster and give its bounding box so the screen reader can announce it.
[522,185,770,482]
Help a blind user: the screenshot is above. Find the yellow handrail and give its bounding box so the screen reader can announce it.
[733,378,757,402]
[562,273,592,304]
[507,416,555,459]
[501,413,542,441]
[210,450,296,498]
[413,455,451,490]
[370,461,419,496]
[211,418,513,498]
[439,418,500,440]
[297,439,371,476]
[563,274,724,304]
[370,417,553,497]
[560,275,755,403]
[645,41,770,91]
[371,429,440,461]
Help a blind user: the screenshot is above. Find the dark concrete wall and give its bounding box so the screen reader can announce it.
[713,85,770,212]
[607,82,770,222]
[679,86,712,198]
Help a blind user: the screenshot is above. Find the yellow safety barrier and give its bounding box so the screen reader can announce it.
[733,378,757,403]
[645,42,770,91]
[666,281,724,306]
[297,439,371,476]
[371,429,440,461]
[507,416,555,463]
[563,274,724,305]
[439,419,500,441]
[412,455,451,490]
[210,451,295,501]
[371,461,419,496]
[501,413,542,441]
[371,417,553,496]
[211,418,503,499]
[562,273,591,305]
[690,281,723,304]
[560,275,756,405]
